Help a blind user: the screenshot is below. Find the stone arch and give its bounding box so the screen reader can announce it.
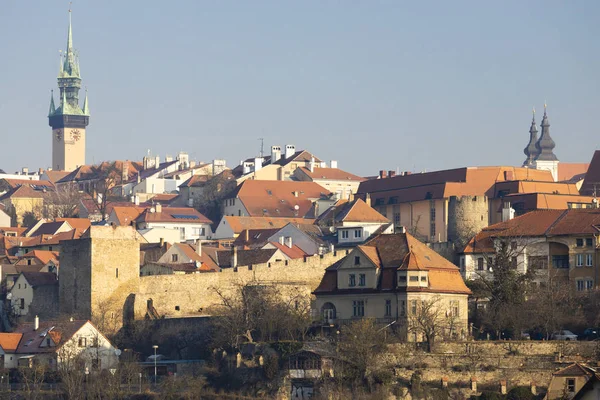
[321,302,336,323]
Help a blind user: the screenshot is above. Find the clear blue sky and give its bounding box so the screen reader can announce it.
[1,1,599,175]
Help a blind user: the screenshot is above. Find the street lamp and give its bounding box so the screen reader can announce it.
[152,345,158,384]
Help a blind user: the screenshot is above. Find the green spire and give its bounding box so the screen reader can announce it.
[82,90,89,116]
[61,88,67,109]
[48,90,56,117]
[61,8,80,78]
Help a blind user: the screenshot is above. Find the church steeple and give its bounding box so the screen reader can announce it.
[534,103,557,161]
[61,6,80,79]
[523,107,539,166]
[82,89,89,116]
[48,90,56,117]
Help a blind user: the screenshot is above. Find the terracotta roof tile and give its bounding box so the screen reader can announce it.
[233,228,281,248]
[332,198,389,223]
[17,250,59,265]
[111,206,146,226]
[42,170,71,184]
[232,180,330,218]
[136,207,211,224]
[0,333,22,352]
[298,167,365,181]
[268,241,307,259]
[557,163,589,182]
[55,218,91,233]
[14,320,89,354]
[224,216,315,235]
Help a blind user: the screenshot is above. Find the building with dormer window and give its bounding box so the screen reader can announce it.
[313,232,471,341]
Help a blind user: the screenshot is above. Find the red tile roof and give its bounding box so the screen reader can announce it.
[268,241,307,259]
[332,198,389,223]
[112,206,146,226]
[0,333,22,352]
[223,216,315,235]
[557,163,589,182]
[298,167,365,182]
[17,250,59,265]
[232,180,330,218]
[136,207,211,224]
[55,218,91,233]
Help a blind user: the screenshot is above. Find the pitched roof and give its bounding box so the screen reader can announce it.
[0,185,46,201]
[57,160,144,184]
[267,241,307,259]
[111,206,146,226]
[231,180,330,218]
[0,179,55,190]
[315,232,470,295]
[179,174,210,188]
[552,363,595,377]
[26,221,68,237]
[168,243,220,271]
[223,216,315,235]
[54,218,91,234]
[581,151,600,196]
[272,150,322,167]
[557,163,589,182]
[357,166,554,204]
[148,194,179,204]
[233,228,281,249]
[298,167,365,182]
[18,250,59,265]
[501,193,596,211]
[20,272,57,287]
[42,170,71,184]
[216,248,278,268]
[14,320,89,354]
[136,207,211,224]
[0,333,23,352]
[331,198,389,224]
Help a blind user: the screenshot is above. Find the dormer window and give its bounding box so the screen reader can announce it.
[354,256,360,265]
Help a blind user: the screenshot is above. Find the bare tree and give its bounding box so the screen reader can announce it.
[41,186,82,219]
[407,296,455,352]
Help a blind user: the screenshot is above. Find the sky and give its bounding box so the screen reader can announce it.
[1,1,599,176]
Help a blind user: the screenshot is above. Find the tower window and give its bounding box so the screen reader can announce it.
[115,268,119,278]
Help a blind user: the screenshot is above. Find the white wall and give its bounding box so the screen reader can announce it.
[0,209,10,227]
[267,225,320,255]
[10,275,34,316]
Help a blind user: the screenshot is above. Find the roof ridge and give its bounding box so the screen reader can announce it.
[544,209,570,236]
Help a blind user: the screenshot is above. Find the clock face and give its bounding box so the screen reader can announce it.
[55,129,63,141]
[70,129,81,142]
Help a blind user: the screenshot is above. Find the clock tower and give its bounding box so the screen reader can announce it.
[48,8,89,172]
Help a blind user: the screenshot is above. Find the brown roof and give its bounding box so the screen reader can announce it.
[57,160,144,184]
[112,206,146,226]
[552,363,595,377]
[55,218,91,233]
[557,163,589,182]
[233,228,281,249]
[216,248,278,268]
[179,174,210,188]
[148,194,179,204]
[136,207,211,224]
[268,241,307,259]
[0,179,55,190]
[224,216,315,235]
[357,166,554,205]
[0,333,23,352]
[501,193,596,212]
[581,151,600,196]
[170,243,220,271]
[232,180,330,218]
[13,230,80,248]
[26,221,68,237]
[332,198,389,224]
[315,232,471,295]
[0,185,45,201]
[20,272,57,287]
[14,320,89,354]
[17,250,59,265]
[42,170,71,184]
[272,150,322,167]
[298,167,365,182]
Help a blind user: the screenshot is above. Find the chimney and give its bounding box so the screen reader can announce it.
[134,195,140,206]
[232,247,238,268]
[293,191,299,197]
[155,203,162,213]
[254,157,263,172]
[284,144,296,159]
[284,236,293,248]
[379,170,387,179]
[530,381,537,395]
[159,237,164,247]
[470,377,477,392]
[196,239,202,256]
[365,193,371,207]
[38,168,43,175]
[404,171,411,176]
[279,236,285,245]
[34,315,39,331]
[122,163,129,181]
[330,160,338,169]
[22,167,29,175]
[271,146,282,163]
[245,229,249,243]
[309,156,315,173]
[388,170,396,178]
[500,380,507,395]
[154,156,160,169]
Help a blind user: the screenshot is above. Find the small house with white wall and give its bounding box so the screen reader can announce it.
[135,204,213,242]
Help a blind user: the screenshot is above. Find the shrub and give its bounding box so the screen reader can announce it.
[478,391,505,400]
[506,386,534,400]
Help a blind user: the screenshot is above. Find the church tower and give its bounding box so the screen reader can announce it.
[533,104,559,181]
[522,108,540,167]
[48,8,89,172]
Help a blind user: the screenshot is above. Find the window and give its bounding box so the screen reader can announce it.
[20,299,24,309]
[359,274,366,287]
[410,300,417,315]
[393,205,400,225]
[477,258,484,271]
[576,280,585,291]
[354,229,362,239]
[24,284,27,289]
[528,256,547,270]
[27,259,32,265]
[409,276,419,282]
[586,280,594,290]
[200,227,206,236]
[510,241,517,251]
[552,255,569,269]
[115,268,119,278]
[46,338,51,346]
[78,337,87,347]
[586,238,593,247]
[400,300,406,316]
[430,201,436,238]
[510,257,517,269]
[354,256,360,265]
[48,246,53,251]
[341,230,349,239]
[576,254,584,267]
[576,238,584,247]
[172,254,178,262]
[349,274,356,287]
[586,254,594,266]
[352,300,364,317]
[399,275,407,283]
[420,276,427,282]
[567,378,575,393]
[385,300,392,317]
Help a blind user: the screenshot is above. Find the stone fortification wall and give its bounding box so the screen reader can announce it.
[447,196,489,250]
[133,250,350,320]
[387,341,597,389]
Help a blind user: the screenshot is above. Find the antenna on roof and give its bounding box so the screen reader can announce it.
[258,138,264,158]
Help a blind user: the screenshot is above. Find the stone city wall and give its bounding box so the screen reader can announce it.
[133,250,350,320]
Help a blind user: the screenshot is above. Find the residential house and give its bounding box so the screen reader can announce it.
[6,319,119,370]
[461,209,600,291]
[545,363,597,400]
[0,333,24,369]
[135,204,212,242]
[0,204,10,227]
[151,242,220,272]
[0,185,46,225]
[313,232,471,342]
[317,198,392,246]
[573,370,600,400]
[15,250,59,268]
[222,180,333,219]
[262,240,308,260]
[293,162,366,200]
[178,169,235,208]
[233,224,327,255]
[216,247,291,268]
[9,272,58,318]
[213,216,315,239]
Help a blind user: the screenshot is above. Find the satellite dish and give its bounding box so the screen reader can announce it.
[329,226,336,233]
[6,293,12,300]
[294,205,300,210]
[150,207,156,213]
[115,349,122,356]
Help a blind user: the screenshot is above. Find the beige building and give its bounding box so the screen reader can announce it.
[293,163,365,200]
[545,363,597,400]
[461,209,600,291]
[313,232,471,342]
